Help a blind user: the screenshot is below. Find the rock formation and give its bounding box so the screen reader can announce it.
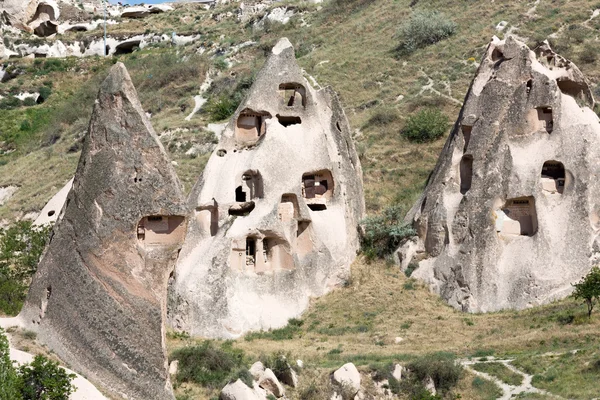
[169,38,365,338]
[19,63,186,400]
[398,36,599,312]
[0,0,38,32]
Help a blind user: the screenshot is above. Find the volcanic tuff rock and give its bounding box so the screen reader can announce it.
[169,38,365,338]
[19,63,186,400]
[399,36,599,312]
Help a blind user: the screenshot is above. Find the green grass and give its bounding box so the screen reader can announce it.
[471,376,503,400]
[472,362,523,386]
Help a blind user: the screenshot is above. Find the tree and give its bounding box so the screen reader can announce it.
[0,329,75,400]
[572,266,600,319]
[18,355,76,400]
[0,328,20,400]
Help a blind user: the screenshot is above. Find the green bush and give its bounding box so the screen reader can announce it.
[361,205,416,259]
[244,318,303,341]
[23,98,37,107]
[572,266,600,318]
[0,96,22,110]
[170,341,250,389]
[0,221,51,316]
[0,328,75,400]
[395,10,457,56]
[402,109,449,143]
[204,95,240,122]
[366,109,399,127]
[405,352,462,395]
[37,86,52,103]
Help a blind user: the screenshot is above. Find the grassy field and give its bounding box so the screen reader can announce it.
[165,257,600,399]
[3,0,600,398]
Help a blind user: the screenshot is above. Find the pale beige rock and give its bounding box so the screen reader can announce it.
[169,38,365,338]
[399,36,600,312]
[333,363,361,395]
[220,379,263,400]
[249,361,265,380]
[258,368,285,397]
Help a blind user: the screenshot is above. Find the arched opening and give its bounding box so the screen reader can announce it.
[494,197,538,236]
[277,115,302,127]
[235,170,263,202]
[278,83,306,107]
[461,125,472,153]
[460,155,473,194]
[235,109,271,143]
[541,161,565,194]
[278,194,298,223]
[302,170,334,211]
[115,40,141,55]
[137,215,186,246]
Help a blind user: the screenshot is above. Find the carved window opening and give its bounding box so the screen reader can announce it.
[526,79,533,94]
[278,194,298,223]
[462,125,472,153]
[460,155,473,194]
[47,210,55,217]
[246,238,256,267]
[296,221,313,255]
[495,197,538,237]
[541,161,565,194]
[536,107,553,133]
[278,83,306,107]
[235,109,271,142]
[196,205,219,236]
[302,170,333,211]
[277,115,302,127]
[137,215,186,246]
[235,186,246,202]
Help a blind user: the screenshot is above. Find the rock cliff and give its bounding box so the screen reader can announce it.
[399,36,599,312]
[19,63,186,400]
[169,38,365,338]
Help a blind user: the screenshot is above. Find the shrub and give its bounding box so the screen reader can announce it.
[0,222,52,316]
[0,328,75,399]
[366,109,399,127]
[244,318,303,341]
[395,10,457,56]
[37,86,52,103]
[402,109,449,143]
[170,341,249,389]
[361,205,416,259]
[23,97,37,107]
[18,355,76,399]
[405,352,462,395]
[204,95,240,122]
[0,96,22,110]
[571,266,600,318]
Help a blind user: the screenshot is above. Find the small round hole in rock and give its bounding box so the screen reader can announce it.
[47,210,55,217]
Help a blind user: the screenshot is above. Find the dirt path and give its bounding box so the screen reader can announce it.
[461,358,563,400]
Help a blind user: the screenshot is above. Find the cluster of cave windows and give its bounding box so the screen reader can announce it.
[233,83,307,143]
[230,236,295,273]
[137,215,186,246]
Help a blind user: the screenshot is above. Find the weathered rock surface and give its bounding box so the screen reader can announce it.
[169,38,365,338]
[19,62,187,400]
[220,379,264,400]
[333,363,361,395]
[399,36,600,312]
[33,178,73,226]
[0,0,38,32]
[258,368,285,397]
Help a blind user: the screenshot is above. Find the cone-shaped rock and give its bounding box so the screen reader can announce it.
[20,63,186,400]
[399,36,599,312]
[169,38,365,338]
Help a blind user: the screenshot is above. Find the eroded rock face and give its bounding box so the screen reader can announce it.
[169,38,365,338]
[400,36,600,312]
[0,0,38,32]
[20,63,186,400]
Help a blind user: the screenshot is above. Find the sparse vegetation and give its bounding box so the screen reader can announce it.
[0,328,75,400]
[170,341,251,390]
[395,10,457,56]
[0,221,51,316]
[402,108,450,143]
[472,362,523,386]
[361,205,416,259]
[405,352,463,396]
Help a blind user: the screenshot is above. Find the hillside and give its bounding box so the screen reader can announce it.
[2,0,600,399]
